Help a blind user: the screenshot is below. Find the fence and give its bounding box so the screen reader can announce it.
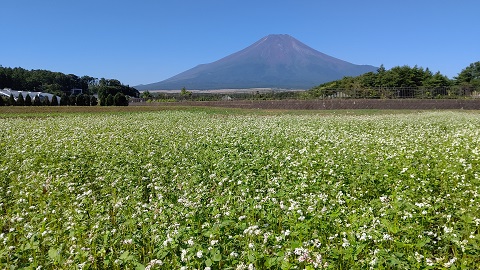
[310,86,479,99]
[130,86,480,110]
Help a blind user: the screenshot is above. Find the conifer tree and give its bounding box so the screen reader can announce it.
[16,93,25,106]
[76,94,86,106]
[24,94,32,106]
[33,95,42,106]
[42,97,50,106]
[60,93,68,106]
[90,96,98,106]
[9,94,15,106]
[68,95,77,106]
[50,95,58,106]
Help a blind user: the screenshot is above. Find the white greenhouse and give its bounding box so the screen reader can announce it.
[0,88,61,103]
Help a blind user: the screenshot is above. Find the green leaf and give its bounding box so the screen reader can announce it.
[354,243,366,260]
[205,259,213,267]
[281,260,291,270]
[388,256,401,266]
[213,253,222,261]
[290,240,302,248]
[135,262,146,270]
[120,251,130,260]
[103,233,109,245]
[157,250,169,259]
[265,257,276,268]
[48,248,59,260]
[382,219,399,234]
[415,237,431,248]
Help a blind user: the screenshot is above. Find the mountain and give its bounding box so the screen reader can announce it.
[136,34,378,90]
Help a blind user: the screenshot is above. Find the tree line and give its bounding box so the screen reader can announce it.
[308,61,480,98]
[0,66,139,106]
[0,91,132,107]
[0,93,92,106]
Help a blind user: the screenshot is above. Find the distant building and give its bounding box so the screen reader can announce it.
[71,88,83,95]
[0,88,60,103]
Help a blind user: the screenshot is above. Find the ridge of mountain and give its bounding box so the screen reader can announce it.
[136,34,378,90]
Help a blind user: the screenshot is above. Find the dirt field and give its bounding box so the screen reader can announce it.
[131,99,480,110]
[2,99,479,117]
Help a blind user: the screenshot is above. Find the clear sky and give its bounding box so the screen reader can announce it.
[1,0,479,86]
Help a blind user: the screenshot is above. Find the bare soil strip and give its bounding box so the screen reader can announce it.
[132,99,480,110]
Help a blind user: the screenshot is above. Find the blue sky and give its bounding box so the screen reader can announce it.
[1,0,479,86]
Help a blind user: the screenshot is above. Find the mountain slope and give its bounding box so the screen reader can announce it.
[137,34,378,90]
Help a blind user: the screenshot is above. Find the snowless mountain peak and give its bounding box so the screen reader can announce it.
[136,34,378,90]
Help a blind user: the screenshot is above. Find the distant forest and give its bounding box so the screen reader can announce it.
[2,62,479,105]
[0,66,139,106]
[308,61,480,98]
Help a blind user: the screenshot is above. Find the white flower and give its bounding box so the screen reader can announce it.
[444,257,457,268]
[163,236,173,246]
[415,202,426,208]
[313,253,323,268]
[294,247,305,255]
[196,250,203,258]
[122,239,133,245]
[181,249,187,262]
[236,262,247,270]
[414,251,424,262]
[443,226,453,234]
[342,238,350,247]
[145,259,163,270]
[243,225,260,235]
[383,233,393,241]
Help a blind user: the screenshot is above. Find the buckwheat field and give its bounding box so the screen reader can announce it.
[1,111,479,269]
